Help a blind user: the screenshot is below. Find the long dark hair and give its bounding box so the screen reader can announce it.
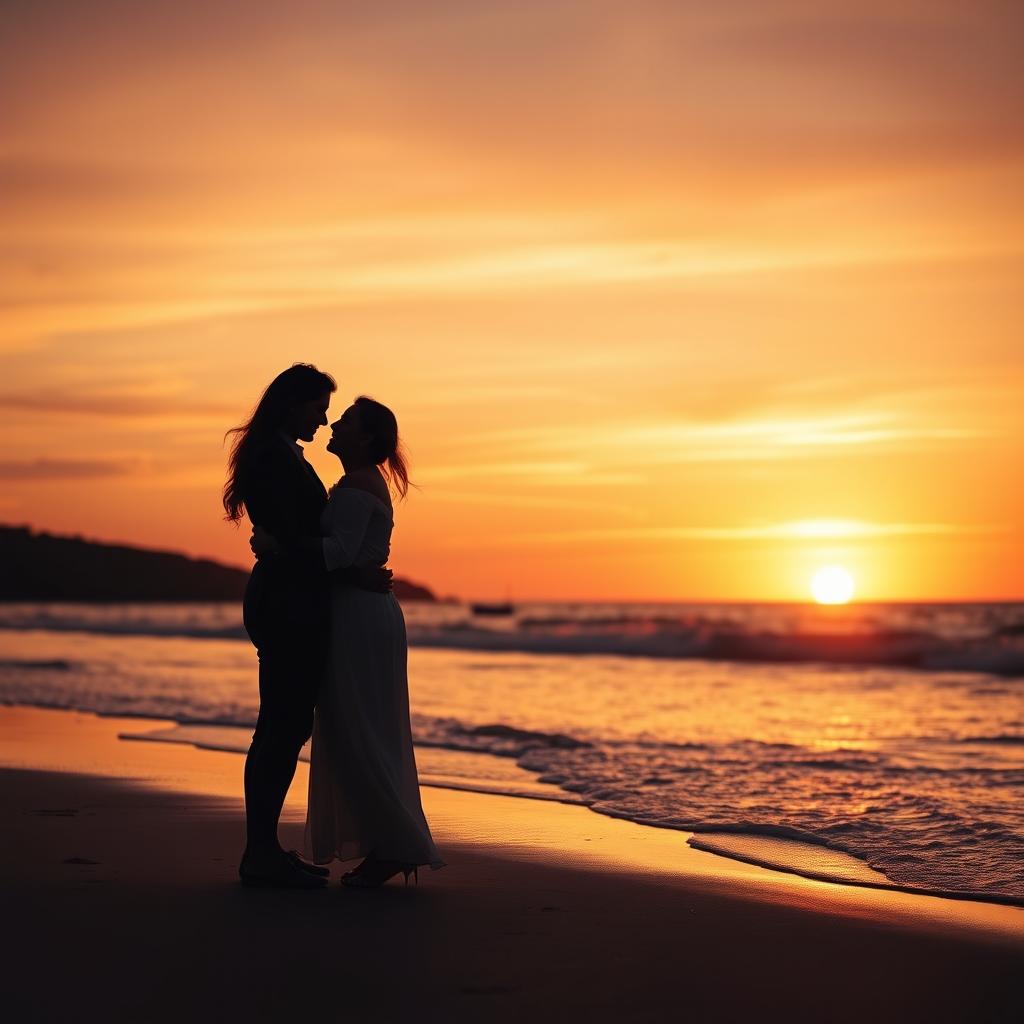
[354,395,411,499]
[222,363,336,523]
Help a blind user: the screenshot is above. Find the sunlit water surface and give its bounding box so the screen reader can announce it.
[1,601,1021,902]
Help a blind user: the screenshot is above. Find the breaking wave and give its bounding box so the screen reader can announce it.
[1,601,1022,676]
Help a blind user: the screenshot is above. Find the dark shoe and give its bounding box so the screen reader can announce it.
[287,849,330,877]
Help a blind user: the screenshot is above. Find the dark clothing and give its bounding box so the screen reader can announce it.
[246,605,327,756]
[242,436,330,738]
[242,438,330,632]
[240,436,331,850]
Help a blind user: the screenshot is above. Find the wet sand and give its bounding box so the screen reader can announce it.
[2,706,1021,1022]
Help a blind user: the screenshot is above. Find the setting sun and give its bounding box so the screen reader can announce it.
[810,566,856,605]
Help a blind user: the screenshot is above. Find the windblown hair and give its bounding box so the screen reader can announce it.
[222,363,337,523]
[353,395,411,499]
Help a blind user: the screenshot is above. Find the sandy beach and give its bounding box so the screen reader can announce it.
[1,705,1021,1023]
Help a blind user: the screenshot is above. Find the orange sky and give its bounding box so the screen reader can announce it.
[2,1,1022,600]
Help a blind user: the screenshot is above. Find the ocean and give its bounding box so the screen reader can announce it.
[1,599,1022,903]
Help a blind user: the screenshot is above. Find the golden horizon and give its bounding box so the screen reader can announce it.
[1,3,1021,601]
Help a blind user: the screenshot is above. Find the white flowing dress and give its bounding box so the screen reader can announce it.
[305,485,443,869]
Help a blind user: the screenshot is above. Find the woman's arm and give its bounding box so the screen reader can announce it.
[251,525,393,591]
[321,490,376,570]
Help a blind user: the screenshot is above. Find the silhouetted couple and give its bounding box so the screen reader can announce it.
[223,364,442,888]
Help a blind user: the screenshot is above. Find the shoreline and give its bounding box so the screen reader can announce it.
[12,702,1024,909]
[6,704,1024,921]
[1,705,1022,1022]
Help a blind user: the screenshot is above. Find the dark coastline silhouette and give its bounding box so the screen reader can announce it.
[0,524,437,603]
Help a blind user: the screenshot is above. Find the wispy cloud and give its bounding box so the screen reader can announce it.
[454,519,1003,548]
[423,488,641,517]
[2,2,1021,350]
[0,458,141,480]
[611,415,986,461]
[420,461,633,482]
[439,411,988,473]
[0,391,235,419]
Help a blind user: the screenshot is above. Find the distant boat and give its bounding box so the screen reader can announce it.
[471,601,515,616]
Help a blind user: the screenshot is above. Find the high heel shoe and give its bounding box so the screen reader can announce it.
[340,858,418,888]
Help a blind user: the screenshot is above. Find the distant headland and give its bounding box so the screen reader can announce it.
[0,525,437,603]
